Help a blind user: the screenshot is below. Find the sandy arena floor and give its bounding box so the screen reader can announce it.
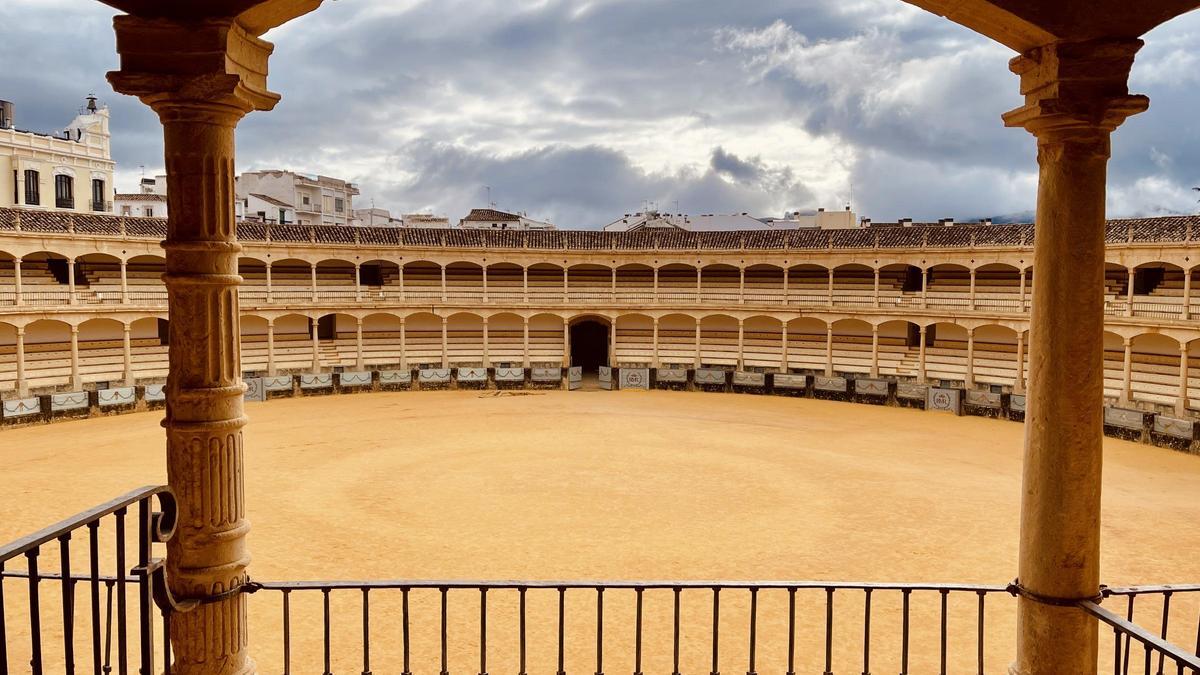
[2,390,1198,673]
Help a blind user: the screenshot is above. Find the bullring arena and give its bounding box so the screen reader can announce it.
[2,209,1199,674]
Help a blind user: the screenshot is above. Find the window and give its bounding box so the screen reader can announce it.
[55,174,74,208]
[334,197,345,213]
[144,207,154,218]
[23,169,39,205]
[91,179,105,211]
[121,205,131,216]
[302,195,310,205]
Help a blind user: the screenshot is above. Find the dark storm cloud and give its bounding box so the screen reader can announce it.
[2,0,1198,224]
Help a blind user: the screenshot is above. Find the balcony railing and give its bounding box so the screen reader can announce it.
[1,491,1198,675]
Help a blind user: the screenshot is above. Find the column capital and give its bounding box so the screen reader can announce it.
[1002,39,1148,148]
[107,17,280,122]
[70,325,80,335]
[15,326,24,336]
[356,317,364,326]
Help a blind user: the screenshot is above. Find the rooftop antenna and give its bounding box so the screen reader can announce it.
[485,185,493,209]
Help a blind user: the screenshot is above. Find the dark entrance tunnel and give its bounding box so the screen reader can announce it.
[570,320,609,371]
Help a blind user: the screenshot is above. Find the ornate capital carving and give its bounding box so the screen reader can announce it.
[107,17,279,121]
[1003,39,1148,148]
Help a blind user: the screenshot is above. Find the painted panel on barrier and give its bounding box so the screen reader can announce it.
[51,392,89,412]
[965,389,1002,409]
[263,376,294,392]
[419,369,451,384]
[655,368,687,383]
[599,366,612,390]
[300,373,334,389]
[143,384,167,402]
[1153,415,1197,440]
[619,368,650,390]
[773,374,807,390]
[339,371,373,387]
[694,368,726,386]
[457,368,487,383]
[926,387,961,414]
[244,378,266,402]
[379,370,412,384]
[98,387,136,407]
[733,371,765,387]
[568,367,582,391]
[1009,394,1026,412]
[854,379,889,396]
[895,383,928,400]
[1104,407,1145,431]
[494,368,525,382]
[2,397,41,418]
[532,367,562,383]
[813,376,848,393]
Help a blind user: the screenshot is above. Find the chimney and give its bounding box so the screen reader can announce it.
[900,218,913,227]
[980,218,993,226]
[860,217,872,226]
[0,100,12,129]
[940,218,955,226]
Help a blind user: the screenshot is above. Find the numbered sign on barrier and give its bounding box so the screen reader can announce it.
[926,387,962,415]
[244,378,266,402]
[568,367,582,390]
[619,368,649,390]
[598,366,612,390]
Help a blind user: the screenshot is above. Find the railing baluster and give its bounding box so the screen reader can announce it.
[114,508,127,675]
[747,588,757,675]
[162,608,171,675]
[1158,592,1173,675]
[441,587,450,675]
[823,588,834,675]
[786,588,795,675]
[517,588,525,675]
[862,588,871,675]
[900,589,910,675]
[557,588,566,675]
[399,588,411,675]
[1125,595,1136,675]
[88,521,101,675]
[0,561,7,672]
[283,590,291,675]
[1113,625,1122,675]
[136,499,152,675]
[939,589,949,675]
[595,588,603,675]
[712,587,720,675]
[59,534,76,675]
[103,580,114,675]
[362,588,372,675]
[480,588,488,675]
[26,548,43,675]
[977,591,986,675]
[672,588,681,675]
[323,588,332,675]
[633,589,643,675]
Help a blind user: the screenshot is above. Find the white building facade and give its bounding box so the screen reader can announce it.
[115,174,167,218]
[236,170,359,226]
[459,208,555,230]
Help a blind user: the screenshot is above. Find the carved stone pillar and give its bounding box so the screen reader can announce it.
[1002,38,1148,675]
[15,326,27,396]
[1019,268,1028,312]
[107,14,294,673]
[610,267,616,302]
[870,326,880,378]
[442,316,449,368]
[310,264,318,302]
[354,263,361,302]
[693,322,701,368]
[969,269,977,310]
[1121,338,1134,404]
[780,323,788,373]
[68,257,77,305]
[311,317,321,372]
[695,267,702,304]
[561,321,570,367]
[782,267,789,306]
[736,319,745,370]
[399,317,408,370]
[738,267,745,305]
[873,268,880,308]
[1182,269,1193,320]
[267,320,276,376]
[1125,266,1135,317]
[522,317,530,368]
[123,324,134,386]
[920,267,928,309]
[917,325,927,384]
[824,325,834,377]
[827,268,835,307]
[13,258,22,307]
[266,263,273,303]
[355,317,365,370]
[69,324,81,389]
[965,328,975,387]
[1177,344,1189,415]
[522,266,528,304]
[1015,329,1026,394]
[652,318,660,368]
[120,260,129,304]
[652,267,659,304]
[482,316,490,368]
[483,265,490,303]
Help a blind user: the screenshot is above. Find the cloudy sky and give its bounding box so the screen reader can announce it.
[2,0,1198,227]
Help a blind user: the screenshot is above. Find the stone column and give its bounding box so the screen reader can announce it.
[441,316,449,368]
[522,266,529,304]
[827,268,835,307]
[398,264,406,302]
[695,267,702,304]
[1124,266,1135,317]
[1180,267,1190,319]
[441,265,448,303]
[652,318,660,368]
[1001,38,1148,675]
[607,319,615,366]
[522,317,530,368]
[870,326,880,378]
[824,325,834,377]
[110,18,283,669]
[782,267,790,306]
[652,267,659,304]
[68,257,77,305]
[399,317,408,370]
[13,258,22,306]
[965,328,975,388]
[482,265,490,303]
[561,321,570,367]
[920,267,928,309]
[311,317,321,371]
[310,263,318,302]
[266,262,274,303]
[562,267,569,303]
[1121,337,1134,404]
[611,267,617,302]
[694,322,701,368]
[15,326,27,396]
[267,320,276,376]
[969,269,977,310]
[737,319,745,370]
[354,263,361,302]
[873,268,881,308]
[739,267,746,305]
[123,324,134,386]
[1019,268,1028,312]
[120,260,129,304]
[1015,329,1026,395]
[482,316,490,367]
[355,317,365,370]
[780,323,789,373]
[69,324,81,389]
[1177,344,1189,415]
[917,325,927,384]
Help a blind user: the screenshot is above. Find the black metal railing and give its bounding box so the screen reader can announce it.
[1087,585,1200,675]
[0,486,175,675]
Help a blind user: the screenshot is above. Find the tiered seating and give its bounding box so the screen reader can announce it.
[566,266,612,303]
